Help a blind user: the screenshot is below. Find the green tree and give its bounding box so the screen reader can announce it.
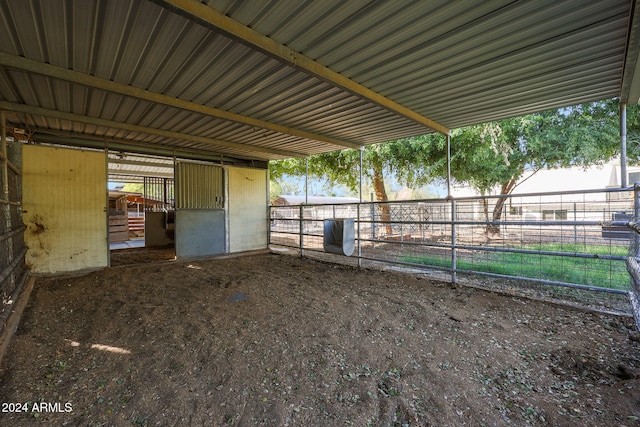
[398,100,636,232]
[270,99,637,234]
[270,144,431,234]
[121,183,144,193]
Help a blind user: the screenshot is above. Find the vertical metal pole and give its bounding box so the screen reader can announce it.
[143,177,147,214]
[163,177,168,208]
[1,112,10,219]
[446,132,456,284]
[573,202,577,245]
[1,111,8,201]
[632,183,640,331]
[299,204,304,257]
[370,192,375,241]
[357,203,362,268]
[451,199,457,285]
[305,158,309,205]
[266,166,271,249]
[633,182,640,257]
[400,204,404,242]
[446,133,452,198]
[359,147,364,202]
[1,111,8,206]
[621,102,628,188]
[357,147,363,267]
[1,111,13,286]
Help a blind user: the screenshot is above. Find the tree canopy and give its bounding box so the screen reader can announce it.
[270,99,639,205]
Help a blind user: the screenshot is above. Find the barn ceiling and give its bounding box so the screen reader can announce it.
[1,0,639,162]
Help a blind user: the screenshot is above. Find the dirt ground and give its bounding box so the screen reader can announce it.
[0,252,639,426]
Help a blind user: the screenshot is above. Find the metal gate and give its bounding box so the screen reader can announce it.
[174,162,225,258]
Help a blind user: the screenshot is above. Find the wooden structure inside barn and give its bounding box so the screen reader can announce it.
[108,191,129,243]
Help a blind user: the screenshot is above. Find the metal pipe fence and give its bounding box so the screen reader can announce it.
[270,187,635,314]
[0,128,28,328]
[625,184,640,330]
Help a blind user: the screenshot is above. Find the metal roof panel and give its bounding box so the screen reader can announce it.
[0,0,637,162]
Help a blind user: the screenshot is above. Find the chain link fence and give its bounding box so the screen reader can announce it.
[270,188,635,314]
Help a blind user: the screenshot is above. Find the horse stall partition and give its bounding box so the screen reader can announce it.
[174,162,225,259]
[143,177,175,248]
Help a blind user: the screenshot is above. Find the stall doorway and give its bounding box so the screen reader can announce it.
[108,154,175,266]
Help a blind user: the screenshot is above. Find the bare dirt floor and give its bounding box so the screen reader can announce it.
[0,252,639,426]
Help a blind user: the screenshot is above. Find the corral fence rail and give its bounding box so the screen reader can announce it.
[270,187,638,318]
[625,184,640,330]
[0,130,28,338]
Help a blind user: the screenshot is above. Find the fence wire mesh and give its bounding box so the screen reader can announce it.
[270,188,634,314]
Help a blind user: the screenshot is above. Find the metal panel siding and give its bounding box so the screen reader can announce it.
[22,145,107,273]
[175,162,224,209]
[228,167,267,253]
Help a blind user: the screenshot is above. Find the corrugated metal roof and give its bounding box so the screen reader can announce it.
[1,0,639,162]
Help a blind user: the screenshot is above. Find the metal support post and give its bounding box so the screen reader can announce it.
[358,147,363,267]
[305,158,309,205]
[446,133,452,198]
[632,183,640,331]
[370,193,375,241]
[357,203,362,268]
[359,147,364,202]
[621,102,628,188]
[573,202,577,245]
[1,110,14,288]
[451,199,457,285]
[299,204,304,257]
[634,183,640,258]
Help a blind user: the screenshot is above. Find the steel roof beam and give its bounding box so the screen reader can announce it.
[153,0,450,136]
[0,52,360,150]
[108,169,174,179]
[109,159,173,169]
[30,130,253,164]
[0,101,304,159]
[621,0,640,104]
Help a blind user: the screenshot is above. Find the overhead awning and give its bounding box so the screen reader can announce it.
[0,0,639,162]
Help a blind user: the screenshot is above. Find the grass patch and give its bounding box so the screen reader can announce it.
[402,243,629,290]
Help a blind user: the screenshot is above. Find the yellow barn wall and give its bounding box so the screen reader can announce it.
[22,145,108,274]
[228,167,268,253]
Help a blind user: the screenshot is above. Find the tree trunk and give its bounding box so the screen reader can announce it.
[372,165,393,235]
[481,198,490,224]
[486,179,518,235]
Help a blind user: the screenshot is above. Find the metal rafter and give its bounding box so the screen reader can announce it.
[0,101,304,159]
[108,169,173,179]
[621,0,640,104]
[29,130,253,165]
[0,52,361,151]
[153,0,451,136]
